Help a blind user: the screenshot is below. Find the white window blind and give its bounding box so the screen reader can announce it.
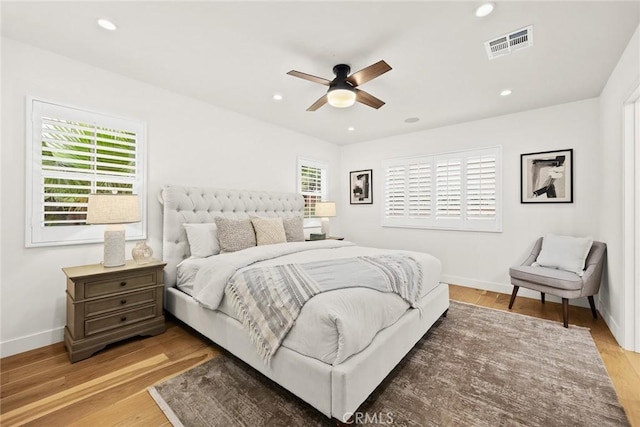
[435,158,461,218]
[466,154,497,219]
[26,99,147,246]
[384,165,406,218]
[382,147,502,232]
[408,162,431,218]
[297,158,328,226]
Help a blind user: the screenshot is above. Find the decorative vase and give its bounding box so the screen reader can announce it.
[132,241,153,264]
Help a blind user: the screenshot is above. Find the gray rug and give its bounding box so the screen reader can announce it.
[149,302,628,426]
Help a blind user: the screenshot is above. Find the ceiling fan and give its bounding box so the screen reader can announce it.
[287,60,392,111]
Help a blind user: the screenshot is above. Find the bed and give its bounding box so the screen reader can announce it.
[159,185,449,421]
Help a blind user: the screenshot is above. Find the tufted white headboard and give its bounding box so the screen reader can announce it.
[159,185,305,287]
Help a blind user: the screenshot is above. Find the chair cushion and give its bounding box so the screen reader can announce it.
[509,265,582,291]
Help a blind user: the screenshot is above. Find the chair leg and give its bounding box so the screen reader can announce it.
[508,286,519,309]
[562,298,569,328]
[588,296,598,319]
[541,292,545,304]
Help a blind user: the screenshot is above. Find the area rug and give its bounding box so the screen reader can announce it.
[149,301,628,426]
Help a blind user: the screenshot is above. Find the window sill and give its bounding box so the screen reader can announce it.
[382,223,502,233]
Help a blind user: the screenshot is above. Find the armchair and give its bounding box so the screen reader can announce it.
[508,237,607,328]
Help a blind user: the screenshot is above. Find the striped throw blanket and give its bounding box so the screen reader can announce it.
[225,254,423,362]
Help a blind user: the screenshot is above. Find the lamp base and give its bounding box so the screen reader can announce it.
[320,217,330,237]
[103,225,125,267]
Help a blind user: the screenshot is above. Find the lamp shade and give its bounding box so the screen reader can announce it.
[314,201,336,218]
[327,88,356,108]
[86,194,141,224]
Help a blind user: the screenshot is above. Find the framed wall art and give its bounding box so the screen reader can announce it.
[521,149,573,203]
[350,169,373,204]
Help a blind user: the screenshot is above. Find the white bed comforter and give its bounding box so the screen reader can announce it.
[177,241,441,365]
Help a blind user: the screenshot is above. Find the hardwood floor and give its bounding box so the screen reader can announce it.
[1,285,639,426]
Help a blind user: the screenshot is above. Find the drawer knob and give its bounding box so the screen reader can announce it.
[120,282,127,287]
[120,299,127,305]
[120,316,127,322]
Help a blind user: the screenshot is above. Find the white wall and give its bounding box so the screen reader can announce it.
[599,25,640,349]
[3,25,637,357]
[339,98,602,304]
[0,38,341,357]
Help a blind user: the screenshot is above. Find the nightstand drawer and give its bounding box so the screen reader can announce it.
[85,305,156,336]
[85,272,157,298]
[85,288,156,317]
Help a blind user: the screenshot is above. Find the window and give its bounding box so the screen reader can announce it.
[297,157,328,227]
[26,98,147,247]
[382,147,501,232]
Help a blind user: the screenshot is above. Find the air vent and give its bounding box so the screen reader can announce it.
[485,25,533,60]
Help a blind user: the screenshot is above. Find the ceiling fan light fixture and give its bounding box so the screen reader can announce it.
[327,88,356,108]
[287,60,390,111]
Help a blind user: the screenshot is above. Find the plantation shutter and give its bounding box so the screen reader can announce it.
[298,158,327,222]
[384,165,406,218]
[27,99,146,246]
[435,158,461,218]
[40,117,138,226]
[382,146,501,232]
[408,162,431,218]
[466,154,497,219]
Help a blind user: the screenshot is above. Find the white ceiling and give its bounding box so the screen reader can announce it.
[2,1,639,145]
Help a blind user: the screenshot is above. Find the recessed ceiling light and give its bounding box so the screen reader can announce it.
[97,18,117,31]
[475,2,495,17]
[347,126,355,132]
[404,117,420,123]
[500,89,513,97]
[272,93,283,101]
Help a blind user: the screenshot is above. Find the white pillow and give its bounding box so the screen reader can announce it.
[535,234,593,276]
[183,223,220,258]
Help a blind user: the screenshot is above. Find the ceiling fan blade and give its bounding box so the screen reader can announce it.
[307,95,328,111]
[347,60,392,87]
[287,70,331,86]
[355,89,385,109]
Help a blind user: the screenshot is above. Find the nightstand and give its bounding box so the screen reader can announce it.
[63,259,166,363]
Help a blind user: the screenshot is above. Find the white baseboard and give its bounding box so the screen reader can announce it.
[599,304,625,348]
[0,327,64,358]
[442,274,590,308]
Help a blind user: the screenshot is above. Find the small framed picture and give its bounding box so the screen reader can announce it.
[350,169,373,204]
[521,149,573,203]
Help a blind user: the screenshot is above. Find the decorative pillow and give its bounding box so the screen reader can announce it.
[214,217,256,253]
[183,223,220,258]
[251,217,287,246]
[282,216,305,242]
[535,234,593,276]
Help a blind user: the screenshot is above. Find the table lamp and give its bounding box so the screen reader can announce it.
[86,193,141,267]
[314,201,336,237]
